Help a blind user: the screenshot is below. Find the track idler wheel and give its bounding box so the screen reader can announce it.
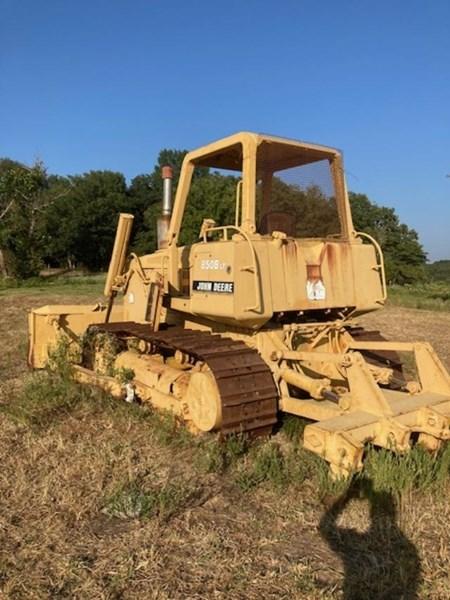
[185,368,222,432]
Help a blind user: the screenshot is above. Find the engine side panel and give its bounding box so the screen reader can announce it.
[172,237,383,328]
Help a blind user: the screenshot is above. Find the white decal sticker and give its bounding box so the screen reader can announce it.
[128,292,135,304]
[193,280,234,293]
[306,280,326,301]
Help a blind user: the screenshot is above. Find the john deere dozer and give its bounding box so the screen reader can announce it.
[28,132,450,477]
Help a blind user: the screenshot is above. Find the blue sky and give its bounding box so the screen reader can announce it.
[1,0,449,260]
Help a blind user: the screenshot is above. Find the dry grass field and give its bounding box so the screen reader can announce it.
[0,287,449,599]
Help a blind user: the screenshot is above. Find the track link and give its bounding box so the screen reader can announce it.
[89,322,279,436]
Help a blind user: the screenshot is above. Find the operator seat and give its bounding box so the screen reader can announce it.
[259,211,296,237]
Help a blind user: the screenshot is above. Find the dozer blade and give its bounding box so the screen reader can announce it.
[303,391,450,478]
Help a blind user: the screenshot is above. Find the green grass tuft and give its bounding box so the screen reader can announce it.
[235,442,287,491]
[102,479,190,520]
[195,433,249,473]
[361,443,450,495]
[279,414,308,443]
[1,370,85,429]
[233,440,327,492]
[149,410,194,448]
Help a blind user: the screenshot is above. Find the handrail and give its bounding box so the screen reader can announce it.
[355,231,387,302]
[129,253,151,284]
[235,180,243,227]
[201,225,261,313]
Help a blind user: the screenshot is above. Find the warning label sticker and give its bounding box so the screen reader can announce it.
[306,279,326,301]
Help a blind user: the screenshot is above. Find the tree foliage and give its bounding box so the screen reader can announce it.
[426,260,450,282]
[261,178,341,238]
[0,153,432,285]
[0,159,51,277]
[179,173,237,245]
[43,171,130,271]
[349,192,427,284]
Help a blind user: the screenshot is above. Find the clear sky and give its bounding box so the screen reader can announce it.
[1,0,449,260]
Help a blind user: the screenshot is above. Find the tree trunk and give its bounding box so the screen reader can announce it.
[0,248,8,277]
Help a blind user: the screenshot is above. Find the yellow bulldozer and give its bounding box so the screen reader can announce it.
[28,132,450,477]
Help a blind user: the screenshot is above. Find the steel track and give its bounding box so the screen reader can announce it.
[89,322,279,436]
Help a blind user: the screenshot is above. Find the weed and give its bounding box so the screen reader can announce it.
[313,443,450,501]
[1,335,91,428]
[80,330,121,375]
[313,442,450,502]
[1,370,84,429]
[114,366,135,385]
[196,433,249,474]
[1,332,140,431]
[235,442,287,491]
[314,460,353,499]
[223,433,248,460]
[280,414,308,443]
[103,479,189,520]
[361,443,450,496]
[195,437,226,473]
[46,335,79,377]
[148,410,193,448]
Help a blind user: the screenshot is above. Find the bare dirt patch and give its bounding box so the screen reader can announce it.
[0,294,449,598]
[361,305,450,369]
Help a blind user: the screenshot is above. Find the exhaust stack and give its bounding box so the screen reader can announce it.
[157,165,173,249]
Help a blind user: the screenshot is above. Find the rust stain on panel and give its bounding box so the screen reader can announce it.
[306,264,322,280]
[284,239,298,260]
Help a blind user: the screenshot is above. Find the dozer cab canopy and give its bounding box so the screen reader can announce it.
[167,132,354,245]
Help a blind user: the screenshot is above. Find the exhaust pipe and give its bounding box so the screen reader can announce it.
[162,165,173,216]
[157,165,173,249]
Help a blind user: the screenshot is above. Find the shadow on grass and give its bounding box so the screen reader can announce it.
[319,477,421,599]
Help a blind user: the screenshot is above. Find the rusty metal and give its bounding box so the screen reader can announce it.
[91,321,278,437]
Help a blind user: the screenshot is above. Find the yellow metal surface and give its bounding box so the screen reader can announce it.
[185,369,222,432]
[104,213,134,297]
[28,131,450,476]
[28,304,124,368]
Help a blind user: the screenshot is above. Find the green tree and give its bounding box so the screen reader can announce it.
[0,148,429,288]
[426,260,450,282]
[261,178,341,238]
[127,173,160,255]
[42,170,129,271]
[178,172,238,245]
[0,158,55,277]
[39,175,75,268]
[349,192,427,284]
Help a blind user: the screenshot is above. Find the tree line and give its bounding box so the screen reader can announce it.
[426,260,450,282]
[0,150,430,284]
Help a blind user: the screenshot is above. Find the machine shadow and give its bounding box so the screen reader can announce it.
[319,477,421,599]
